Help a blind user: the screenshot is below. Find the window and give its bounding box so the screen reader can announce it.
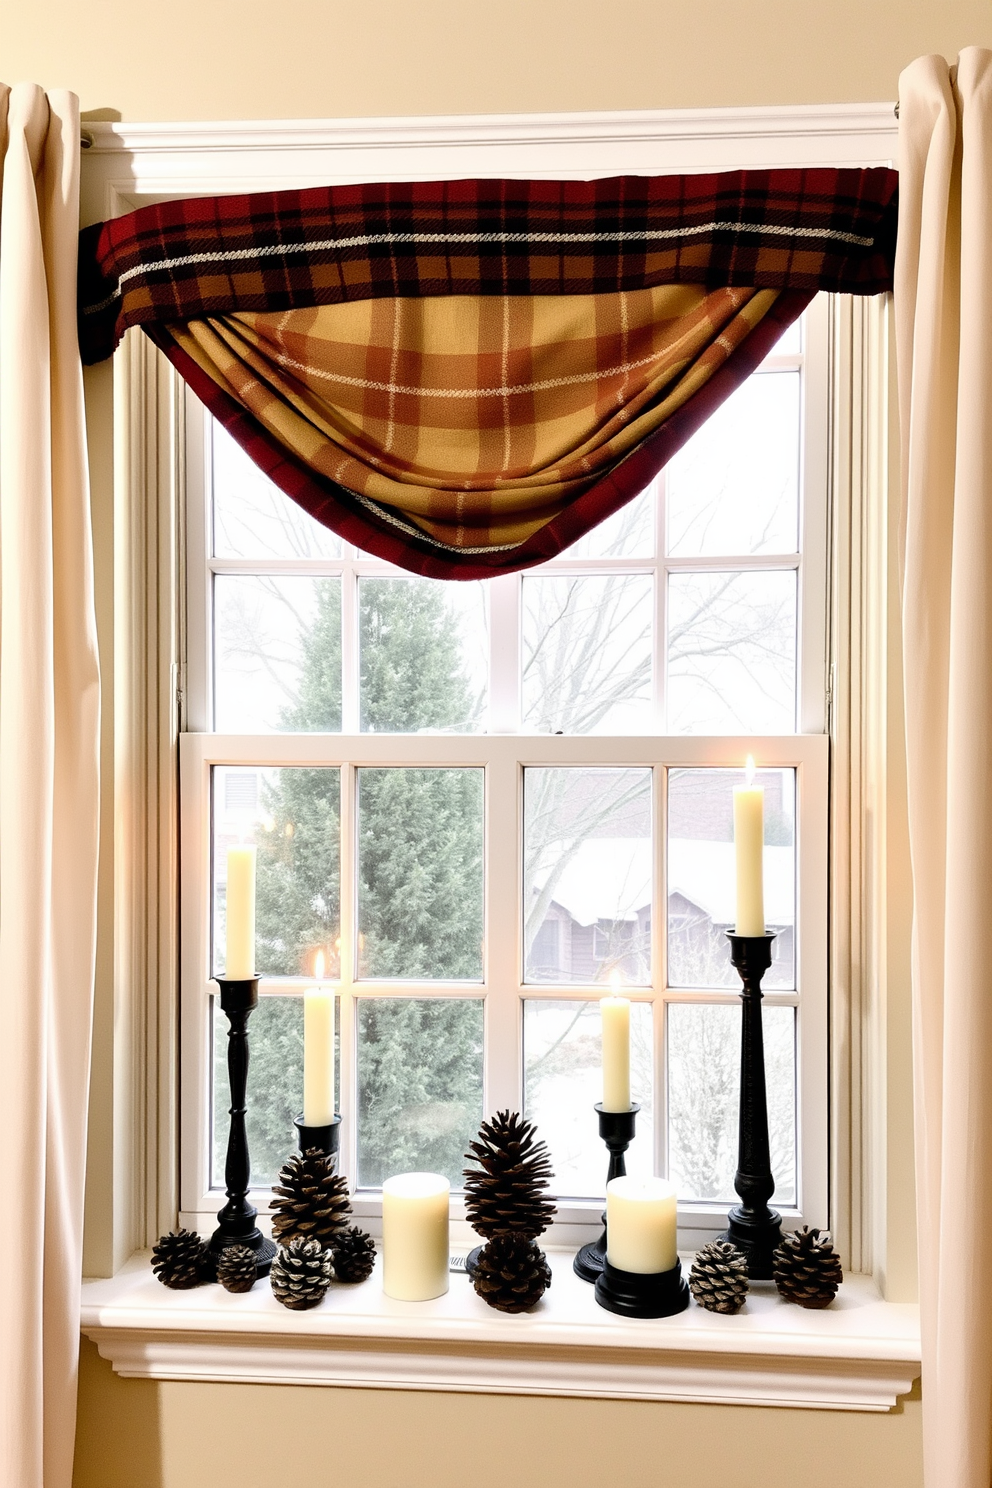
[179,299,828,1241]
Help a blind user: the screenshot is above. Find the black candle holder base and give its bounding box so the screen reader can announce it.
[573,1235,607,1282]
[465,1244,482,1277]
[594,1257,690,1319]
[573,1103,640,1283]
[294,1114,342,1169]
[719,1203,784,1281]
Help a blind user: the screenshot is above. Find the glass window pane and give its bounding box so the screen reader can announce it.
[212,994,306,1188]
[667,568,797,734]
[357,997,483,1187]
[524,767,652,986]
[214,575,342,732]
[668,767,795,990]
[357,768,484,980]
[666,372,800,558]
[522,575,653,734]
[359,577,487,733]
[667,1002,796,1206]
[212,421,343,559]
[212,765,341,979]
[557,486,655,559]
[524,999,653,1198]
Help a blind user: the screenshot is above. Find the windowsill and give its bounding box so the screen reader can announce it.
[81,1250,920,1411]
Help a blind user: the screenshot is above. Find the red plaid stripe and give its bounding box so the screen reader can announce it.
[78,169,896,364]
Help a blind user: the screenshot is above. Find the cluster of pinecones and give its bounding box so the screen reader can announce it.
[688,1227,844,1314]
[151,1148,377,1309]
[463,1111,556,1313]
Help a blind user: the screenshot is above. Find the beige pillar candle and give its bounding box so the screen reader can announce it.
[606,1176,678,1273]
[600,990,631,1112]
[733,756,765,937]
[225,845,256,979]
[303,951,335,1127]
[382,1173,450,1300]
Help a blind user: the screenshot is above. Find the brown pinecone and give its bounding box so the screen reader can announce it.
[472,1236,552,1313]
[773,1227,843,1309]
[464,1111,555,1241]
[216,1244,258,1294]
[270,1149,351,1248]
[270,1238,333,1310]
[331,1226,377,1284]
[151,1229,210,1290]
[689,1241,749,1315]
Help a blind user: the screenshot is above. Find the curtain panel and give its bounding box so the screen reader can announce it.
[897,48,992,1488]
[78,168,898,578]
[0,83,101,1488]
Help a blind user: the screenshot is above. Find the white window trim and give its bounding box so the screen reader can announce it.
[82,104,917,1404]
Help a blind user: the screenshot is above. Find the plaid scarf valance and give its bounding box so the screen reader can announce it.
[77,168,898,577]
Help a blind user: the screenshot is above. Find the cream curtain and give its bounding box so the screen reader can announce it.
[896,49,992,1488]
[0,85,100,1488]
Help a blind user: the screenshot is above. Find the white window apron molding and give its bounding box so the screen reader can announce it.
[81,1253,919,1411]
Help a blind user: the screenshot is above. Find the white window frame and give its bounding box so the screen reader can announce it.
[80,104,907,1299]
[177,298,831,1244]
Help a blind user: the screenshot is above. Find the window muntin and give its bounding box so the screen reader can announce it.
[181,304,828,1236]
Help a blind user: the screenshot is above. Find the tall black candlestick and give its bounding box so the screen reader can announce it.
[209,977,277,1276]
[573,1103,640,1282]
[719,932,783,1279]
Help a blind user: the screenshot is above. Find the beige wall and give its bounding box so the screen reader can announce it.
[3,0,991,121]
[7,2,981,1484]
[74,1339,923,1488]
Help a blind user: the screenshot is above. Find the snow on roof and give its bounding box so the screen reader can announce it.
[538,838,793,927]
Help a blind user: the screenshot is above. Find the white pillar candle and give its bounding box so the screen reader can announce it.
[303,951,335,1127]
[225,845,256,979]
[382,1173,450,1301]
[606,1175,678,1274]
[733,756,765,937]
[601,990,631,1112]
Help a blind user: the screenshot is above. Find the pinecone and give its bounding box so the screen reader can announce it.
[151,1229,210,1290]
[464,1111,556,1241]
[216,1244,258,1294]
[270,1149,351,1248]
[270,1238,333,1310]
[689,1240,749,1315]
[773,1227,843,1309]
[472,1236,552,1313]
[331,1226,377,1284]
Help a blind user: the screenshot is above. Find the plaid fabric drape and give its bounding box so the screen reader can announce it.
[151,284,805,573]
[79,167,897,577]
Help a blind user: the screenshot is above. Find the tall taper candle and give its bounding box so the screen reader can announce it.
[733,757,765,937]
[304,950,335,1127]
[382,1173,450,1301]
[225,845,256,979]
[601,990,631,1112]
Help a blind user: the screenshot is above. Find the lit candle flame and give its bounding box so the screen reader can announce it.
[314,950,325,981]
[609,968,622,995]
[745,754,756,787]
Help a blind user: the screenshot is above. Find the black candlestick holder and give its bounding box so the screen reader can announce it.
[294,1113,342,1170]
[208,977,277,1277]
[573,1103,640,1282]
[594,1256,690,1319]
[718,932,784,1279]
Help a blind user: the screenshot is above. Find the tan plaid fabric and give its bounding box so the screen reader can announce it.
[168,284,779,551]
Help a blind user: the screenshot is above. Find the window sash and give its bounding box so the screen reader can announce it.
[179,729,828,1239]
